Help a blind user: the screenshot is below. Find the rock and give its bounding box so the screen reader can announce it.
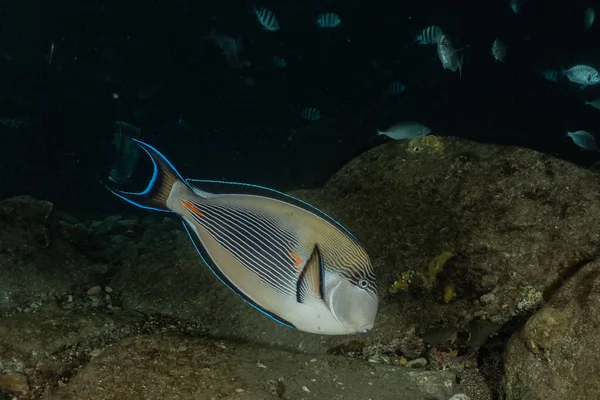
[0,196,96,314]
[0,304,133,372]
[4,137,600,398]
[406,357,428,368]
[48,334,459,400]
[448,394,471,400]
[86,286,102,296]
[0,371,29,396]
[110,137,600,355]
[504,260,600,400]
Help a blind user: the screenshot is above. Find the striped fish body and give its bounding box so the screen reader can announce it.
[414,26,443,45]
[253,7,280,31]
[106,140,378,335]
[316,13,341,28]
[542,69,560,82]
[301,107,321,121]
[386,81,406,95]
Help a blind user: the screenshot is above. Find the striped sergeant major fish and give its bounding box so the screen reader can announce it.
[301,107,321,121]
[253,7,280,31]
[385,81,406,95]
[316,13,341,28]
[104,139,379,335]
[542,69,560,83]
[414,25,443,45]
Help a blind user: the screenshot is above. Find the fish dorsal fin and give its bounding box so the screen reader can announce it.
[297,245,325,304]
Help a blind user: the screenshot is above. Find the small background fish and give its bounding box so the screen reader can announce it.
[585,7,595,31]
[300,107,321,121]
[567,130,599,151]
[414,25,443,45]
[253,7,280,31]
[437,34,464,76]
[491,39,506,62]
[377,121,431,140]
[316,13,341,28]
[108,121,141,185]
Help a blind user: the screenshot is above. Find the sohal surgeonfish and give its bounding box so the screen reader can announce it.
[105,139,379,335]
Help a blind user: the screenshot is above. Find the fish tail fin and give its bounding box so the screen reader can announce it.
[103,139,190,212]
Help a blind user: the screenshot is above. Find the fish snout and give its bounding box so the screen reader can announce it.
[359,323,374,333]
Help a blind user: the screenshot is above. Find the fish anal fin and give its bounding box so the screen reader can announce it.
[181,219,295,329]
[296,245,325,304]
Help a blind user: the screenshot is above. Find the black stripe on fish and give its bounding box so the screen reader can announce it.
[182,219,296,328]
[297,245,325,303]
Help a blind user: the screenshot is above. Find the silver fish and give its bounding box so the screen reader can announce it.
[436,34,464,76]
[377,121,431,140]
[567,130,599,151]
[491,39,506,62]
[414,26,443,45]
[205,28,250,68]
[563,65,600,90]
[585,7,595,31]
[253,7,280,31]
[106,140,379,335]
[316,13,341,28]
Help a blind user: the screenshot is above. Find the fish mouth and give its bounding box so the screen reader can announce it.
[359,323,374,333]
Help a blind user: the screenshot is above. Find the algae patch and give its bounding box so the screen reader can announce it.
[409,135,445,155]
[426,251,455,287]
[390,271,415,294]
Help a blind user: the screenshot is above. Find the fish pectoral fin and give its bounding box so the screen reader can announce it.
[296,245,325,304]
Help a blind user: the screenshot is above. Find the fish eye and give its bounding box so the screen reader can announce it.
[358,279,369,289]
[413,146,420,152]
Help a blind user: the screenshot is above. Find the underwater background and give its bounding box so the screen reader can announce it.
[3,1,600,399]
[1,0,600,216]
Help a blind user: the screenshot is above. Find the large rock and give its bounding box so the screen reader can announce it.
[0,196,95,314]
[109,136,600,355]
[504,260,600,399]
[49,334,459,400]
[3,136,600,399]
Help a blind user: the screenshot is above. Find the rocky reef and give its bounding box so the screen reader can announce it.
[2,136,600,399]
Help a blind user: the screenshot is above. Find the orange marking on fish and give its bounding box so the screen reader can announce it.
[181,199,204,217]
[290,251,303,272]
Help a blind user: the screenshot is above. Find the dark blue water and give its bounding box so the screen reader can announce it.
[1,0,599,215]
